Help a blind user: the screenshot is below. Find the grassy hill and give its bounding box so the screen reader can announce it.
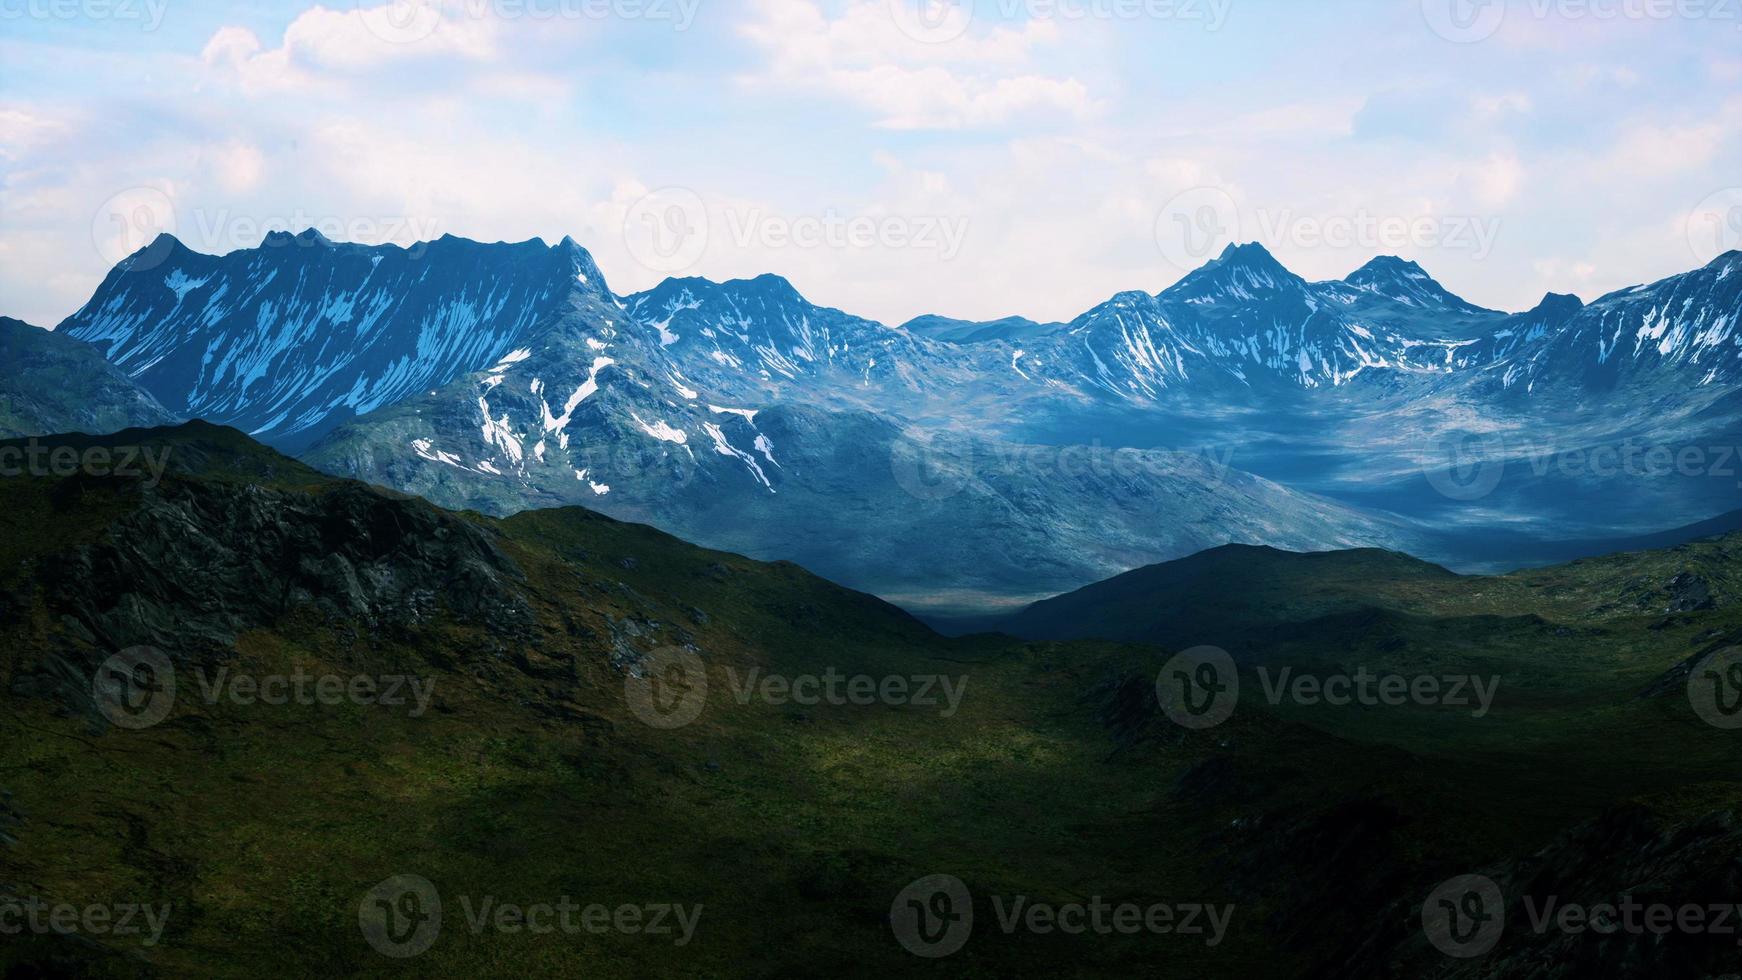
[2,424,1740,977]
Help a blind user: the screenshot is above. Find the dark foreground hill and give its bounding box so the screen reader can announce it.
[2,423,1741,977]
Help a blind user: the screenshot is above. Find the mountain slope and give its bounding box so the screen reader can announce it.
[995,531,1742,652]
[56,231,611,448]
[303,304,1417,608]
[7,425,1742,977]
[0,316,177,439]
[1343,255,1498,316]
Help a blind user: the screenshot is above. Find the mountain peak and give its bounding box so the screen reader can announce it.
[1217,241,1280,263]
[1530,291,1585,315]
[638,272,807,307]
[1350,255,1427,278]
[117,231,191,271]
[261,228,336,249]
[741,272,801,299]
[1344,255,1492,314]
[1162,241,1306,304]
[556,236,611,297]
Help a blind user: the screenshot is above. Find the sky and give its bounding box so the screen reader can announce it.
[1,0,1739,328]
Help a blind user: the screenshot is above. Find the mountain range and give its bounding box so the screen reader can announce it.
[36,231,1742,609]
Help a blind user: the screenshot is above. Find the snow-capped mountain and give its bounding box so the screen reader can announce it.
[1343,255,1499,316]
[37,230,1742,605]
[1488,250,1742,393]
[620,273,943,405]
[1001,243,1503,400]
[57,230,611,448]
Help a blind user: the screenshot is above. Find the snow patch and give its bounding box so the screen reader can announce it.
[631,413,687,444]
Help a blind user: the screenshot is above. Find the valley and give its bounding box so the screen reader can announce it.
[2,424,1738,976]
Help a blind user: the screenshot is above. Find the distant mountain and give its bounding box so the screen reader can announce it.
[617,273,950,409]
[1482,249,1742,393]
[48,232,1742,606]
[900,314,1066,344]
[1343,255,1497,315]
[56,231,609,448]
[303,290,1415,607]
[0,316,176,439]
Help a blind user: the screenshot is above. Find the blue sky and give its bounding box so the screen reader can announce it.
[2,0,1739,327]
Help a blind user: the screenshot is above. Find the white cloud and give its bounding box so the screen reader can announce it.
[1465,152,1524,208]
[200,2,502,94]
[1470,92,1532,122]
[209,142,266,193]
[738,0,1098,129]
[0,107,69,160]
[1597,119,1729,178]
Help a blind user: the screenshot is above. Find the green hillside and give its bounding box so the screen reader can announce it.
[2,424,1739,978]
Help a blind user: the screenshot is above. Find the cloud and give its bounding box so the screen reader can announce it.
[0,107,69,161]
[200,2,503,94]
[1,0,1738,332]
[208,142,266,193]
[738,0,1099,129]
[1465,152,1524,208]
